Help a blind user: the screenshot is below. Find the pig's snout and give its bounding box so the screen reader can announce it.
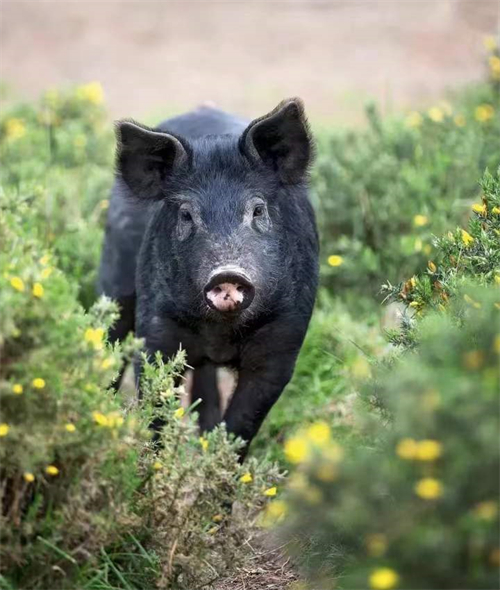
[204,271,255,313]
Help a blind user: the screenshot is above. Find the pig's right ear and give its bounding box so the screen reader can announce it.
[115,121,189,200]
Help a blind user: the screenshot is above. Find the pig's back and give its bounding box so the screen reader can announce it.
[98,106,247,299]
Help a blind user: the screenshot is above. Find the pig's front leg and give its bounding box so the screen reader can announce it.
[223,323,305,459]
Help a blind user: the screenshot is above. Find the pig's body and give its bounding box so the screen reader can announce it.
[98,100,319,457]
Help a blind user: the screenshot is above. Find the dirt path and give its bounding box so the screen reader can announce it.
[1,1,498,124]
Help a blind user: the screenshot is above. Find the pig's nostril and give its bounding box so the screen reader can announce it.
[213,286,222,294]
[236,285,245,293]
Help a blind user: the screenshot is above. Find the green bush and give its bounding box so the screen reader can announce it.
[314,48,500,297]
[0,191,280,589]
[274,288,499,589]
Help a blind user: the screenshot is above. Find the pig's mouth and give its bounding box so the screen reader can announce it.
[204,271,255,314]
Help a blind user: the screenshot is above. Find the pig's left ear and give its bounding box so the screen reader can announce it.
[240,98,314,184]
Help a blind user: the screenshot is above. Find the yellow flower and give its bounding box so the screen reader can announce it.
[106,412,124,428]
[474,501,498,521]
[366,534,387,557]
[405,112,422,128]
[475,104,495,123]
[199,436,209,452]
[492,206,500,215]
[212,514,224,523]
[41,267,53,280]
[4,118,26,141]
[240,472,253,483]
[463,294,481,309]
[84,327,105,351]
[489,56,500,78]
[12,383,23,395]
[327,255,343,267]
[369,567,399,590]
[32,282,44,298]
[284,434,309,464]
[76,81,104,105]
[422,243,432,256]
[173,407,185,419]
[461,229,474,246]
[428,107,444,123]
[99,199,110,210]
[207,526,218,535]
[10,276,25,292]
[427,261,437,273]
[23,472,35,483]
[415,440,442,461]
[92,411,109,426]
[32,378,45,389]
[101,357,114,370]
[263,486,277,497]
[264,500,287,523]
[306,421,331,446]
[472,203,487,215]
[39,254,50,266]
[45,465,59,476]
[396,438,418,460]
[351,355,372,380]
[315,463,337,482]
[414,237,423,252]
[153,461,163,471]
[463,350,484,370]
[64,423,76,433]
[0,424,10,437]
[454,114,466,127]
[484,35,498,51]
[323,441,344,462]
[413,214,428,227]
[415,477,443,500]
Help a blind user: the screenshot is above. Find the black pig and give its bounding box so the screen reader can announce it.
[98,98,319,458]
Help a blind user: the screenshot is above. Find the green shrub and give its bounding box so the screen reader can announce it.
[0,192,280,589]
[274,288,499,589]
[314,48,500,297]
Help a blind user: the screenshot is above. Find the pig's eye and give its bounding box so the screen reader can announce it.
[253,205,264,218]
[180,210,192,222]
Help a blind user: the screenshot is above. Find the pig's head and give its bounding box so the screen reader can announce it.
[116,98,314,322]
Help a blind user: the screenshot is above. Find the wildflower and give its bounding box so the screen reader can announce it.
[76,81,104,105]
[12,383,23,395]
[263,486,277,497]
[409,276,417,288]
[284,434,309,464]
[264,500,287,523]
[409,301,420,308]
[153,461,163,471]
[474,501,498,521]
[45,465,59,476]
[413,214,428,227]
[492,206,500,215]
[489,55,500,79]
[427,261,436,273]
[463,294,481,309]
[428,106,444,122]
[327,255,343,267]
[199,436,209,451]
[422,243,432,255]
[106,412,124,428]
[92,411,109,426]
[10,276,25,292]
[240,472,253,483]
[366,534,387,557]
[414,237,423,252]
[173,407,185,419]
[415,440,442,461]
[453,114,466,127]
[4,118,26,141]
[472,203,487,215]
[32,282,44,298]
[23,472,35,483]
[32,378,45,389]
[463,350,484,370]
[207,526,218,535]
[306,421,331,446]
[405,112,422,128]
[484,35,498,51]
[415,477,443,500]
[396,438,418,460]
[461,229,474,246]
[475,104,495,123]
[84,327,105,351]
[212,514,224,523]
[41,267,53,279]
[64,423,76,433]
[99,199,110,210]
[369,567,399,590]
[39,254,50,266]
[0,424,10,437]
[101,357,114,370]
